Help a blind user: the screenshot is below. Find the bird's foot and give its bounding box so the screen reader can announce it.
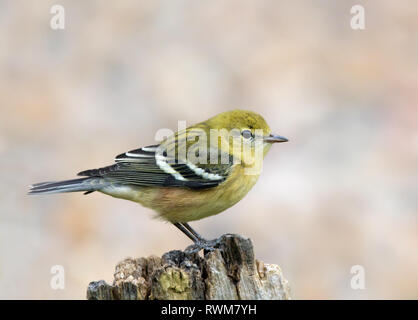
[185,237,222,254]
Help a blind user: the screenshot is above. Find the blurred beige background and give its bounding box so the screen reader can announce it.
[0,0,417,299]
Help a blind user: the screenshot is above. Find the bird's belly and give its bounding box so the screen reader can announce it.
[100,167,260,223]
[144,168,259,222]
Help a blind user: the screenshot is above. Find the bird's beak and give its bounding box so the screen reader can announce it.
[263,134,289,143]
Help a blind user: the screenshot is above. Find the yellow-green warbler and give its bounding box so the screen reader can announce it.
[29,110,288,250]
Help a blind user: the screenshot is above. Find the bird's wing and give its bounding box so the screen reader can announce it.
[77,143,233,190]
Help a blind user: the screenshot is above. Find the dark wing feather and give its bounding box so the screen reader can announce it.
[77,144,232,190]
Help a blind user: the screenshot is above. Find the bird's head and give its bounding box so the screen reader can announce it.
[197,110,288,167]
[160,110,287,176]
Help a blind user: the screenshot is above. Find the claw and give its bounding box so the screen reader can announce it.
[185,238,222,254]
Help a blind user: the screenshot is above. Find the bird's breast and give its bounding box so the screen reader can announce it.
[134,165,260,222]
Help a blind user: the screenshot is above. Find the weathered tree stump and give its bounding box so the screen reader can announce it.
[87,234,291,300]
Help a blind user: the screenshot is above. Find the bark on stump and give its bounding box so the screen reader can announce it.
[87,234,291,300]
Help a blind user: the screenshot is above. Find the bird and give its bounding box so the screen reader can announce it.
[29,110,288,251]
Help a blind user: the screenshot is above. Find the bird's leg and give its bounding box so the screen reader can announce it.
[173,222,221,253]
[173,222,204,253]
[173,222,199,243]
[180,223,222,253]
[182,223,206,242]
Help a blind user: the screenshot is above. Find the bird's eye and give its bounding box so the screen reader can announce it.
[241,130,253,139]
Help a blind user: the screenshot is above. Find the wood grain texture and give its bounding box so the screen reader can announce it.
[87,234,291,300]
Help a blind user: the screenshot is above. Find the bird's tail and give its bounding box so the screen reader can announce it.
[28,177,104,195]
